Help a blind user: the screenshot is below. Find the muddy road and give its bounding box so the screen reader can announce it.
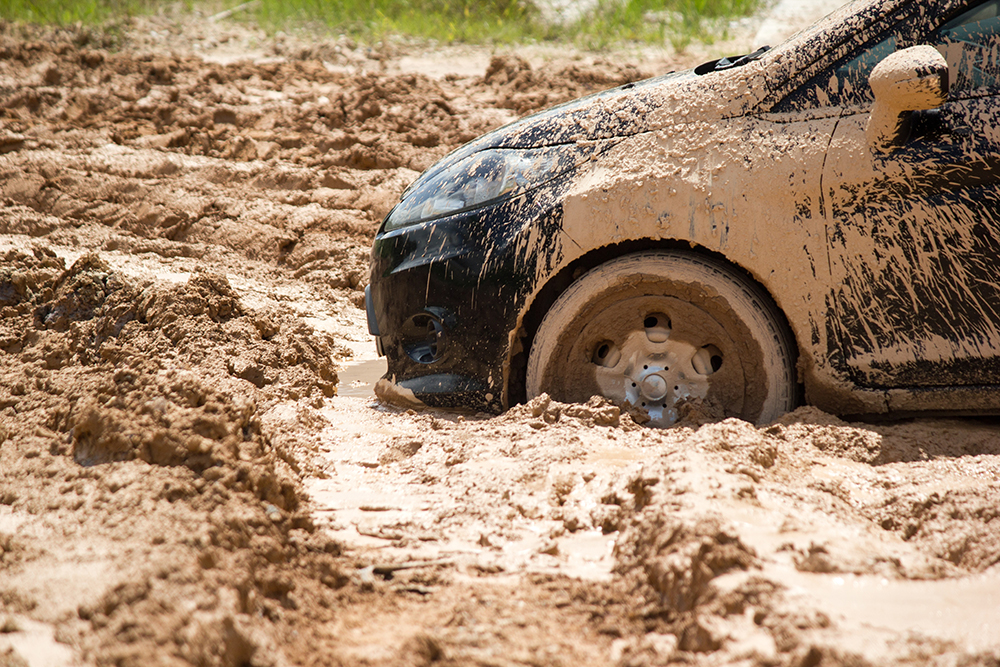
[2,16,1000,667]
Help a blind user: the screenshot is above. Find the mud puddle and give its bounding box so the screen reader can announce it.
[336,358,387,398]
[775,569,1000,653]
[308,397,625,581]
[0,618,74,667]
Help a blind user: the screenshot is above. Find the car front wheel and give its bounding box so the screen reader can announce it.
[526,251,797,427]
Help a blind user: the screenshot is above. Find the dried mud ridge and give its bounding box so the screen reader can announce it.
[2,22,1000,667]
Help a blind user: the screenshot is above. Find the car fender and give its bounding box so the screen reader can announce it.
[523,110,891,415]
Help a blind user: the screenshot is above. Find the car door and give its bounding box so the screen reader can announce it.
[816,0,1000,388]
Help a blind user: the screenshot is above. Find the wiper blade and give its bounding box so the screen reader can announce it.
[694,45,772,75]
[733,45,772,66]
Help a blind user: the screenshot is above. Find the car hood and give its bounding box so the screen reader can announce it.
[403,69,697,196]
[477,69,696,150]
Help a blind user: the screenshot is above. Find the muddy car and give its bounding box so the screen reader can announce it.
[367,0,1000,426]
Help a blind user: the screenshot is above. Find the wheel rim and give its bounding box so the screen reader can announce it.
[539,294,749,427]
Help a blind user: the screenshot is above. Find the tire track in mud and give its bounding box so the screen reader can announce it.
[308,396,1000,665]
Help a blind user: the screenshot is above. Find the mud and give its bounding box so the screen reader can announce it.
[2,15,1000,667]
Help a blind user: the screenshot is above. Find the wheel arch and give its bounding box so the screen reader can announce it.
[505,238,801,408]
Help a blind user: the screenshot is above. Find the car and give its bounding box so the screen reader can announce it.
[366,0,1000,426]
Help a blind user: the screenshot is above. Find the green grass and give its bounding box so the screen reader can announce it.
[572,0,763,50]
[0,0,763,49]
[0,0,158,24]
[252,0,763,47]
[255,0,542,44]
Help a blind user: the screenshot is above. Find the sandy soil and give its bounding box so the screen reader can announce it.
[2,12,1000,667]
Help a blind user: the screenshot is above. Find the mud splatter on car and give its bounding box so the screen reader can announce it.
[369,0,1000,425]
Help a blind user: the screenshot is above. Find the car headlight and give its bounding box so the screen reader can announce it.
[384,144,595,231]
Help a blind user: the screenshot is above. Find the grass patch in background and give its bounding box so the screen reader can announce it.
[574,0,764,50]
[251,0,764,47]
[255,0,543,44]
[0,0,180,25]
[0,0,764,49]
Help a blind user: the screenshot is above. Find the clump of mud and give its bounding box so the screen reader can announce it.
[599,411,1000,665]
[605,463,842,664]
[501,392,639,429]
[615,512,758,617]
[0,248,349,665]
[1,245,338,477]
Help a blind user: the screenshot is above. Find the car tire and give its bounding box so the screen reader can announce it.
[526,251,797,426]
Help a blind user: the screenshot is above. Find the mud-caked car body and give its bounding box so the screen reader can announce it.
[367,0,1000,425]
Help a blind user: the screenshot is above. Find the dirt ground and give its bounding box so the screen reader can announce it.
[2,12,1000,667]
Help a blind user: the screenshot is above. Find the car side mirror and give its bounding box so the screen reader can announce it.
[866,45,949,154]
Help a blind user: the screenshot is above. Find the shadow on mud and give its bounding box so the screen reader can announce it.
[767,407,1000,465]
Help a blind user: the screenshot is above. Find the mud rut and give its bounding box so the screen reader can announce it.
[1,18,1000,667]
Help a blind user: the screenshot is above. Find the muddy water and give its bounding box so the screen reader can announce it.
[306,398,647,581]
[0,618,74,667]
[337,358,387,398]
[776,569,1000,652]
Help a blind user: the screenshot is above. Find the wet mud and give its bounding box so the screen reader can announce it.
[1,17,1000,667]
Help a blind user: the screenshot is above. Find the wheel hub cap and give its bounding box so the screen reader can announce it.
[590,309,725,427]
[640,373,668,401]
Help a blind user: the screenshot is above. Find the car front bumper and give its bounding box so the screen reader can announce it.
[367,187,567,413]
